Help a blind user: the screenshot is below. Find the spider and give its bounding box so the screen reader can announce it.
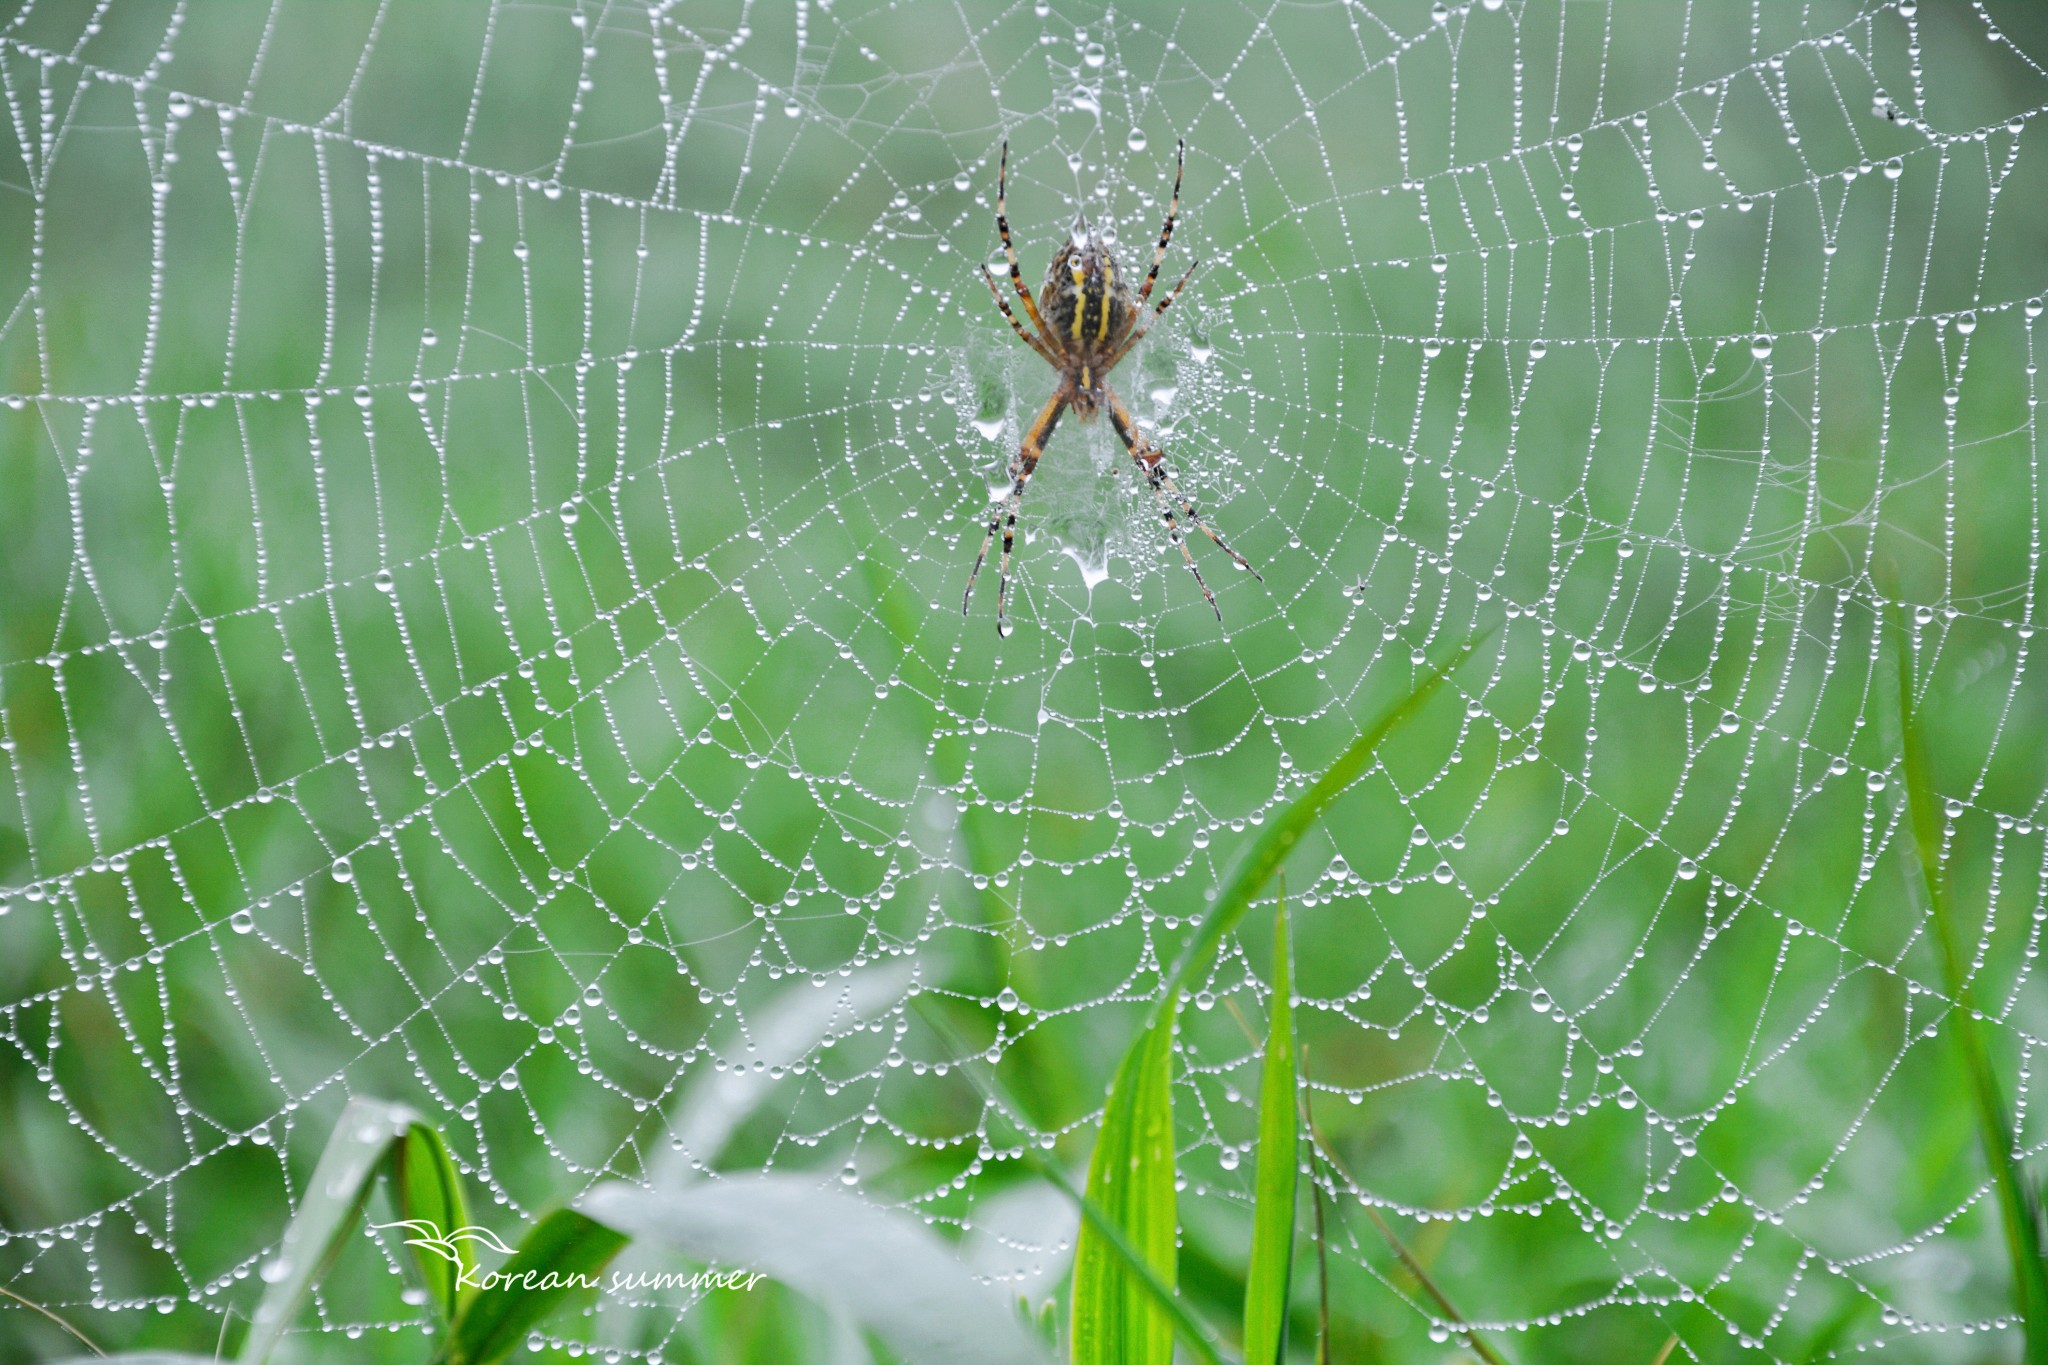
[962,140,1263,634]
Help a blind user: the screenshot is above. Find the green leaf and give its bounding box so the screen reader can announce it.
[384,1120,476,1324]
[239,1096,422,1365]
[1243,897,1299,1365]
[1889,618,2048,1360]
[1069,1014,1181,1365]
[442,1209,628,1365]
[580,1173,1056,1365]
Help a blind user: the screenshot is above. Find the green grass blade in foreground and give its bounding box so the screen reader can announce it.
[1242,896,1299,1365]
[238,1097,423,1365]
[1068,1015,1182,1365]
[581,1174,1054,1365]
[909,998,1227,1365]
[439,1209,628,1365]
[1071,640,1477,1365]
[1891,622,2048,1358]
[385,1119,477,1324]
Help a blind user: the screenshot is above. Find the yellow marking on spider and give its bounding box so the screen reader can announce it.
[1096,262,1116,342]
[1070,262,1088,341]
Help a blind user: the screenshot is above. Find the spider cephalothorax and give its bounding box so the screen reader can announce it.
[963,140,1262,634]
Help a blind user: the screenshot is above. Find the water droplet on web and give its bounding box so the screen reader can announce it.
[374,569,395,593]
[331,858,353,884]
[1751,335,1773,359]
[973,415,1004,441]
[1127,129,1148,152]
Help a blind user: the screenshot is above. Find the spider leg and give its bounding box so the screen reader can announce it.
[979,263,1058,365]
[1103,384,1262,620]
[1105,257,1199,372]
[995,141,1056,345]
[963,387,1069,634]
[1131,139,1185,310]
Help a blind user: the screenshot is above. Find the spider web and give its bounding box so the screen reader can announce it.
[2,0,2047,1359]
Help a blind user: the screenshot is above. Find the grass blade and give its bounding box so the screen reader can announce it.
[581,1173,1055,1365]
[909,998,1227,1365]
[1071,639,1478,1365]
[1068,1012,1180,1365]
[441,1209,628,1365]
[1890,619,2048,1358]
[384,1120,476,1324]
[4,1283,104,1357]
[1242,893,1299,1365]
[238,1097,421,1364]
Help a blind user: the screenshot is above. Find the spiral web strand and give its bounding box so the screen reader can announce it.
[2,0,2047,1359]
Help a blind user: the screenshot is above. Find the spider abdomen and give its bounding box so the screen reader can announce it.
[1039,227,1135,372]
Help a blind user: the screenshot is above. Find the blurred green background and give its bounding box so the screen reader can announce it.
[4,0,2048,1359]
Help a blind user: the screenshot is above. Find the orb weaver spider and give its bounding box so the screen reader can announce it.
[962,140,1263,634]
